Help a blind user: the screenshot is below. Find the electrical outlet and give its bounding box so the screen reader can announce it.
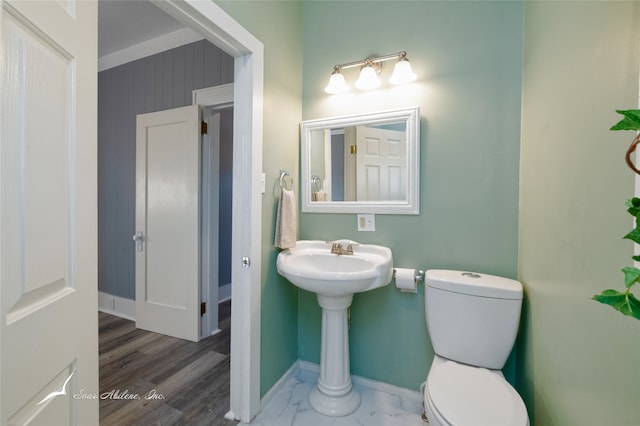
[357,214,375,232]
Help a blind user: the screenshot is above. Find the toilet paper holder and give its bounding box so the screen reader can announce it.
[393,269,425,282]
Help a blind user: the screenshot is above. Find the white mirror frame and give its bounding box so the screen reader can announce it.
[301,106,420,214]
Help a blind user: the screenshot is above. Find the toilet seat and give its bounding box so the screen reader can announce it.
[426,360,528,426]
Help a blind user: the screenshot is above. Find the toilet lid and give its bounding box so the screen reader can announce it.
[427,361,528,426]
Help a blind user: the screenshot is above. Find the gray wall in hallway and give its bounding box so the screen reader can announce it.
[98,39,234,300]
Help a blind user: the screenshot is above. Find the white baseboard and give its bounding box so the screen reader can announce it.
[219,283,231,302]
[297,360,422,402]
[260,360,301,411]
[260,359,423,411]
[352,369,423,403]
[99,286,228,321]
[98,291,136,321]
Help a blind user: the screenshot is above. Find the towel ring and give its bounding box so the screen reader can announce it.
[279,169,293,191]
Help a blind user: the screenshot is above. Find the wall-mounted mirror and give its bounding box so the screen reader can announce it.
[301,106,420,214]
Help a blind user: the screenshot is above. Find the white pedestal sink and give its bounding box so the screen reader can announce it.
[276,240,393,417]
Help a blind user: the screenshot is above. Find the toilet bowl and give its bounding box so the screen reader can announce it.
[423,356,528,426]
[423,270,529,426]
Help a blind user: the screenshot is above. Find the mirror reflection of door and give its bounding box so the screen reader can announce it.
[341,125,406,202]
[353,126,406,201]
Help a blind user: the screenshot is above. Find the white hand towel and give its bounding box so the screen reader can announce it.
[274,188,297,249]
[313,191,327,202]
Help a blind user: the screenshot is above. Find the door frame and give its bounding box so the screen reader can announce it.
[194,83,234,339]
[154,1,263,422]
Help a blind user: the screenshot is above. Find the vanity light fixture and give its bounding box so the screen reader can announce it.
[355,61,381,90]
[389,57,417,85]
[325,51,416,94]
[325,68,348,94]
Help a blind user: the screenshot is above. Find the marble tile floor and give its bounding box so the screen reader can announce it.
[249,368,427,426]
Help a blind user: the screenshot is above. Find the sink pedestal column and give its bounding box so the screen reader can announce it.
[309,294,360,416]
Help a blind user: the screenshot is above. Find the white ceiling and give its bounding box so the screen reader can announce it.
[98,0,188,57]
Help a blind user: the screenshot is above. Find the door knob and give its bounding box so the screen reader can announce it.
[132,231,144,251]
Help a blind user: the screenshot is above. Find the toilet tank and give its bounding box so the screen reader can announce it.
[425,269,523,370]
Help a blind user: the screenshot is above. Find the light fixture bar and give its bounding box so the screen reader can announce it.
[332,51,408,72]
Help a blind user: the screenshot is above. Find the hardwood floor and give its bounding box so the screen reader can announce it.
[99,300,238,426]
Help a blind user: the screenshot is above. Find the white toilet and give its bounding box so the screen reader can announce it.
[423,269,529,426]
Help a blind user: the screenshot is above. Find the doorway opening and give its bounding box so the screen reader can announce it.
[97,1,263,422]
[201,100,234,338]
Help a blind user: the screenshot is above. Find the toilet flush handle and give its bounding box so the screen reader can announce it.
[462,272,481,279]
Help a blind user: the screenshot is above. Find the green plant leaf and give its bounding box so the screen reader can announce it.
[627,198,640,217]
[622,266,640,288]
[593,289,640,320]
[623,227,640,244]
[611,110,640,131]
[627,197,640,207]
[633,255,640,262]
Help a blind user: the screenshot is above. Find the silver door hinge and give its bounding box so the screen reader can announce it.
[242,256,251,269]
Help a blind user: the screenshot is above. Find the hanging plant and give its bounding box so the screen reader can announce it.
[592,110,640,320]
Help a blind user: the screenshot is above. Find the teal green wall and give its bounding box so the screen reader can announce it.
[300,1,523,390]
[519,2,640,424]
[214,1,303,397]
[216,4,640,421]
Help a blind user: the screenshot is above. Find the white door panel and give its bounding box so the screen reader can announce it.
[135,105,200,342]
[355,126,406,201]
[1,1,98,425]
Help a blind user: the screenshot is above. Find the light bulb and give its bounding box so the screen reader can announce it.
[389,58,417,85]
[355,65,381,90]
[324,70,348,94]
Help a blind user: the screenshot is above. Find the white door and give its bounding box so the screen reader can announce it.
[0,1,98,425]
[135,105,201,342]
[355,126,406,201]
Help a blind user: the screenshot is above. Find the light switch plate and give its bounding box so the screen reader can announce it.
[357,214,375,232]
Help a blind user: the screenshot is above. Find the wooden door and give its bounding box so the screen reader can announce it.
[0,1,98,424]
[135,105,201,342]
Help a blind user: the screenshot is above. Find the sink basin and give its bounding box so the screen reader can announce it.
[276,240,393,296]
[276,240,394,417]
